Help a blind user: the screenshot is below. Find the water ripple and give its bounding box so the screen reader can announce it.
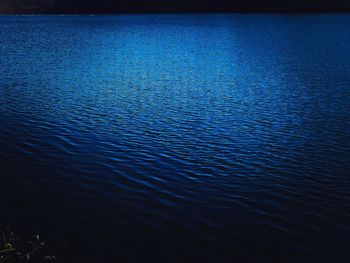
[0,14,350,263]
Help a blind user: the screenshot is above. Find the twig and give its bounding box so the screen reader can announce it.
[19,244,42,260]
[0,229,6,247]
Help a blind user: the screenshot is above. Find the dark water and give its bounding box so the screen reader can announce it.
[0,14,350,262]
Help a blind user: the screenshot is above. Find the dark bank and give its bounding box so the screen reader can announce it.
[1,0,350,13]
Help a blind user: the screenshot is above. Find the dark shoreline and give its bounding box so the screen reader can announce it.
[1,11,350,15]
[0,0,350,14]
[1,0,350,15]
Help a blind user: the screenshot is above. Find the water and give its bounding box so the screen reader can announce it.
[0,14,350,262]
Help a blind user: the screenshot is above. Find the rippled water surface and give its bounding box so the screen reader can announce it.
[0,14,350,262]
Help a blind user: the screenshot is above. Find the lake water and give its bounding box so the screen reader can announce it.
[0,14,349,262]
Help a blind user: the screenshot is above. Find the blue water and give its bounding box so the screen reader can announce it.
[0,14,350,262]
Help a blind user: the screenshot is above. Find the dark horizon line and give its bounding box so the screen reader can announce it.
[2,3,350,14]
[1,10,350,15]
[2,0,350,14]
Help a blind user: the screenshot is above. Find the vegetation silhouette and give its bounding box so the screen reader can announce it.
[0,227,55,263]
